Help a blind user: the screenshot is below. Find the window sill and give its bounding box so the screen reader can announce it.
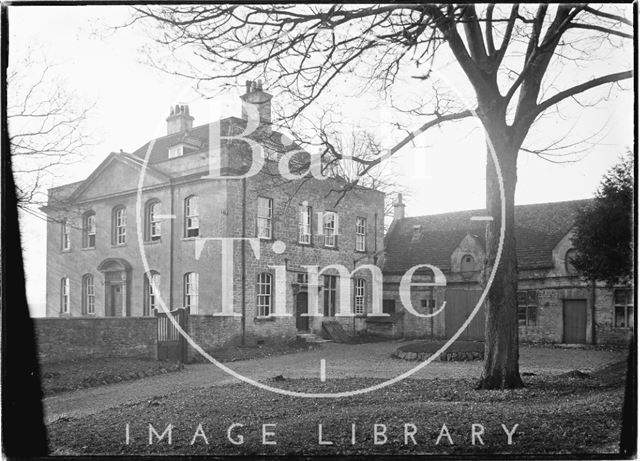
[255,316,276,322]
[182,237,198,241]
[111,244,127,248]
[81,247,96,251]
[60,249,72,253]
[144,239,162,245]
[323,245,339,251]
[355,249,367,254]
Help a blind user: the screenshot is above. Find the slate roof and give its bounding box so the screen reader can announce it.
[131,116,297,164]
[383,199,593,273]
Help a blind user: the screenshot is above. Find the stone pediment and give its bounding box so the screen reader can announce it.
[70,153,169,202]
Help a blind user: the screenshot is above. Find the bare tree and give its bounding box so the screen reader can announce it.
[8,53,94,209]
[131,4,633,388]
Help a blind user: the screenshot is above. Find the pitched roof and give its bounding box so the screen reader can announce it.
[383,199,593,273]
[131,116,297,164]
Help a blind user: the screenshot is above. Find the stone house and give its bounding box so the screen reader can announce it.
[43,82,385,347]
[380,195,633,346]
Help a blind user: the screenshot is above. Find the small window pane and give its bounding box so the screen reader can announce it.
[257,197,273,239]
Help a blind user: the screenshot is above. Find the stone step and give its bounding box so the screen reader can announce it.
[296,332,332,343]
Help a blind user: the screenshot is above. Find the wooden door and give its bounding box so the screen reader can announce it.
[563,300,587,344]
[445,288,484,340]
[296,292,309,332]
[110,284,123,317]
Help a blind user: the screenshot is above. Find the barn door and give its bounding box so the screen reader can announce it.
[563,300,587,344]
[445,288,484,340]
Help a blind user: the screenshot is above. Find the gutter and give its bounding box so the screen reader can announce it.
[241,178,246,345]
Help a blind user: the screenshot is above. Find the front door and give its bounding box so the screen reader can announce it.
[110,284,123,317]
[563,300,587,344]
[296,292,309,332]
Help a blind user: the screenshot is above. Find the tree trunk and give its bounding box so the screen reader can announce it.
[477,138,524,389]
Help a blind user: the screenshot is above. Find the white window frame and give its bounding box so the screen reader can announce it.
[114,207,127,245]
[257,197,273,239]
[323,212,337,248]
[61,219,71,251]
[146,201,161,241]
[185,196,200,238]
[354,278,366,315]
[298,204,312,244]
[614,289,634,329]
[256,272,272,317]
[355,217,366,252]
[83,213,96,249]
[83,274,95,315]
[168,144,184,158]
[144,272,160,316]
[184,272,199,314]
[61,277,70,313]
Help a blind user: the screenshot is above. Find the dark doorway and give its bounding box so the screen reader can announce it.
[109,284,123,317]
[383,299,396,314]
[563,299,587,344]
[296,292,309,332]
[444,288,484,340]
[323,275,337,317]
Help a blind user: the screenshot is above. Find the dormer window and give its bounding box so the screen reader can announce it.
[168,144,184,158]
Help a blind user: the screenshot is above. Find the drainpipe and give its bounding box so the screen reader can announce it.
[591,279,597,345]
[169,181,175,310]
[241,178,246,345]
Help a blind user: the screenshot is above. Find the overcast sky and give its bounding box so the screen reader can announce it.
[8,5,633,317]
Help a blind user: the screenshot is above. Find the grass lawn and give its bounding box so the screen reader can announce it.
[41,358,183,396]
[47,361,628,456]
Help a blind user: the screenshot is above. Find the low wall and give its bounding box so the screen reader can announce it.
[34,317,157,364]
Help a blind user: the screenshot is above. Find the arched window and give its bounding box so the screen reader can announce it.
[257,272,273,317]
[82,211,96,248]
[184,195,199,237]
[565,249,578,275]
[183,272,199,313]
[60,277,70,313]
[143,271,160,316]
[461,254,476,272]
[112,206,127,245]
[82,274,95,315]
[145,200,161,241]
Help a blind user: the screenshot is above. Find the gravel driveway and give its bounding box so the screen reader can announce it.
[44,342,625,424]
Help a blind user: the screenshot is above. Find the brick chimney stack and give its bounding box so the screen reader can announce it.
[240,80,272,125]
[166,104,194,135]
[393,193,406,220]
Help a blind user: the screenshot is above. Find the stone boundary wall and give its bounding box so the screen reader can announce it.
[34,317,157,364]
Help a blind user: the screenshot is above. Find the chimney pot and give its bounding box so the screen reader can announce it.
[166,103,194,135]
[393,193,405,220]
[241,81,272,126]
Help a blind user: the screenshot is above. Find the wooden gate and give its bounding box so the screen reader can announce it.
[563,299,587,344]
[445,288,484,340]
[157,308,188,362]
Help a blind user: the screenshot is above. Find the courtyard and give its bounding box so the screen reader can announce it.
[44,341,628,455]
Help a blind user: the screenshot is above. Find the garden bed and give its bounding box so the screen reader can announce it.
[393,340,484,361]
